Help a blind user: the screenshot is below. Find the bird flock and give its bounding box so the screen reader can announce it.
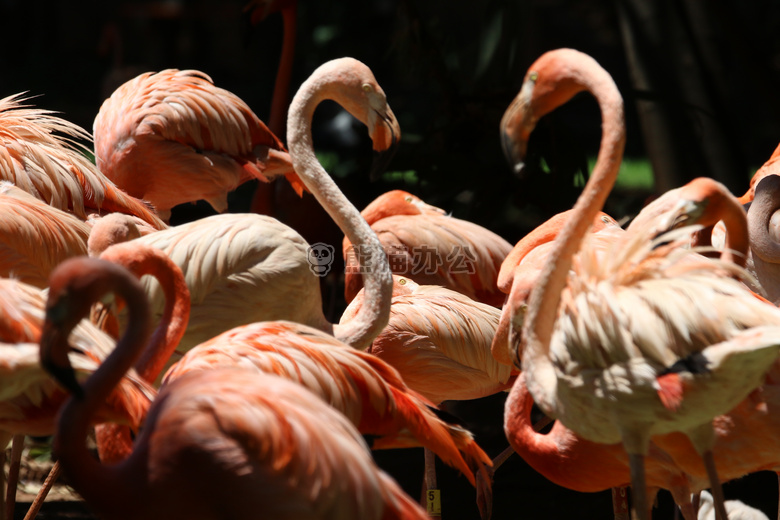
[0,5,779,520]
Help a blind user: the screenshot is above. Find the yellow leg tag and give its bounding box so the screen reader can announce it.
[426,489,441,516]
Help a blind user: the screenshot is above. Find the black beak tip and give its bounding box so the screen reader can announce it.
[42,356,85,399]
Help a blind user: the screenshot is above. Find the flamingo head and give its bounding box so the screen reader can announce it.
[501,49,603,177]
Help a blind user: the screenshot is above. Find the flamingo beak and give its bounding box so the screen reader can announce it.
[40,317,84,399]
[501,129,527,178]
[369,107,401,181]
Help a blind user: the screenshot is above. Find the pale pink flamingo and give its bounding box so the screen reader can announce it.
[93,69,306,221]
[342,275,515,518]
[0,93,165,229]
[39,256,429,520]
[505,48,780,520]
[343,189,513,307]
[87,57,400,359]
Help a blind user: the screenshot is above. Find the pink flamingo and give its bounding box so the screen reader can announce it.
[87,57,400,360]
[343,275,515,518]
[39,256,429,520]
[506,48,780,520]
[343,189,513,307]
[93,69,306,221]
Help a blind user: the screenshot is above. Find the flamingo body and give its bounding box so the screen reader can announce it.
[94,69,304,219]
[343,190,513,307]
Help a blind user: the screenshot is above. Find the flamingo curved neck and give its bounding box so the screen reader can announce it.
[504,377,559,463]
[520,65,625,412]
[749,184,780,264]
[715,197,750,268]
[55,269,153,518]
[286,74,392,349]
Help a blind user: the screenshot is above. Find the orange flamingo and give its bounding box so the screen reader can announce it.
[506,48,780,520]
[0,93,165,229]
[88,57,400,358]
[0,274,154,520]
[342,189,513,307]
[18,241,190,519]
[0,181,90,289]
[628,177,749,266]
[40,257,429,520]
[93,68,307,221]
[162,320,491,487]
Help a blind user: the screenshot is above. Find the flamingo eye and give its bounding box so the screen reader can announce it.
[529,71,539,82]
[399,278,407,285]
[362,83,373,93]
[404,196,413,203]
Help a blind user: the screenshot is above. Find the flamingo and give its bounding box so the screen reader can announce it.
[12,241,189,519]
[161,321,492,487]
[39,257,429,520]
[504,48,780,520]
[343,274,515,518]
[0,93,165,229]
[0,274,154,520]
[87,57,400,360]
[343,189,513,307]
[93,68,307,221]
[0,181,90,289]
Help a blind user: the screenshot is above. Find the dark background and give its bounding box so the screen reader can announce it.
[3,0,780,518]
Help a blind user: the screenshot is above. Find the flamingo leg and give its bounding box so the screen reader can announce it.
[701,450,728,520]
[4,435,24,520]
[421,448,440,518]
[628,453,649,520]
[21,460,61,520]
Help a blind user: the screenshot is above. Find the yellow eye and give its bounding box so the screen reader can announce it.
[404,196,413,203]
[399,278,407,285]
[529,71,538,82]
[362,83,372,92]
